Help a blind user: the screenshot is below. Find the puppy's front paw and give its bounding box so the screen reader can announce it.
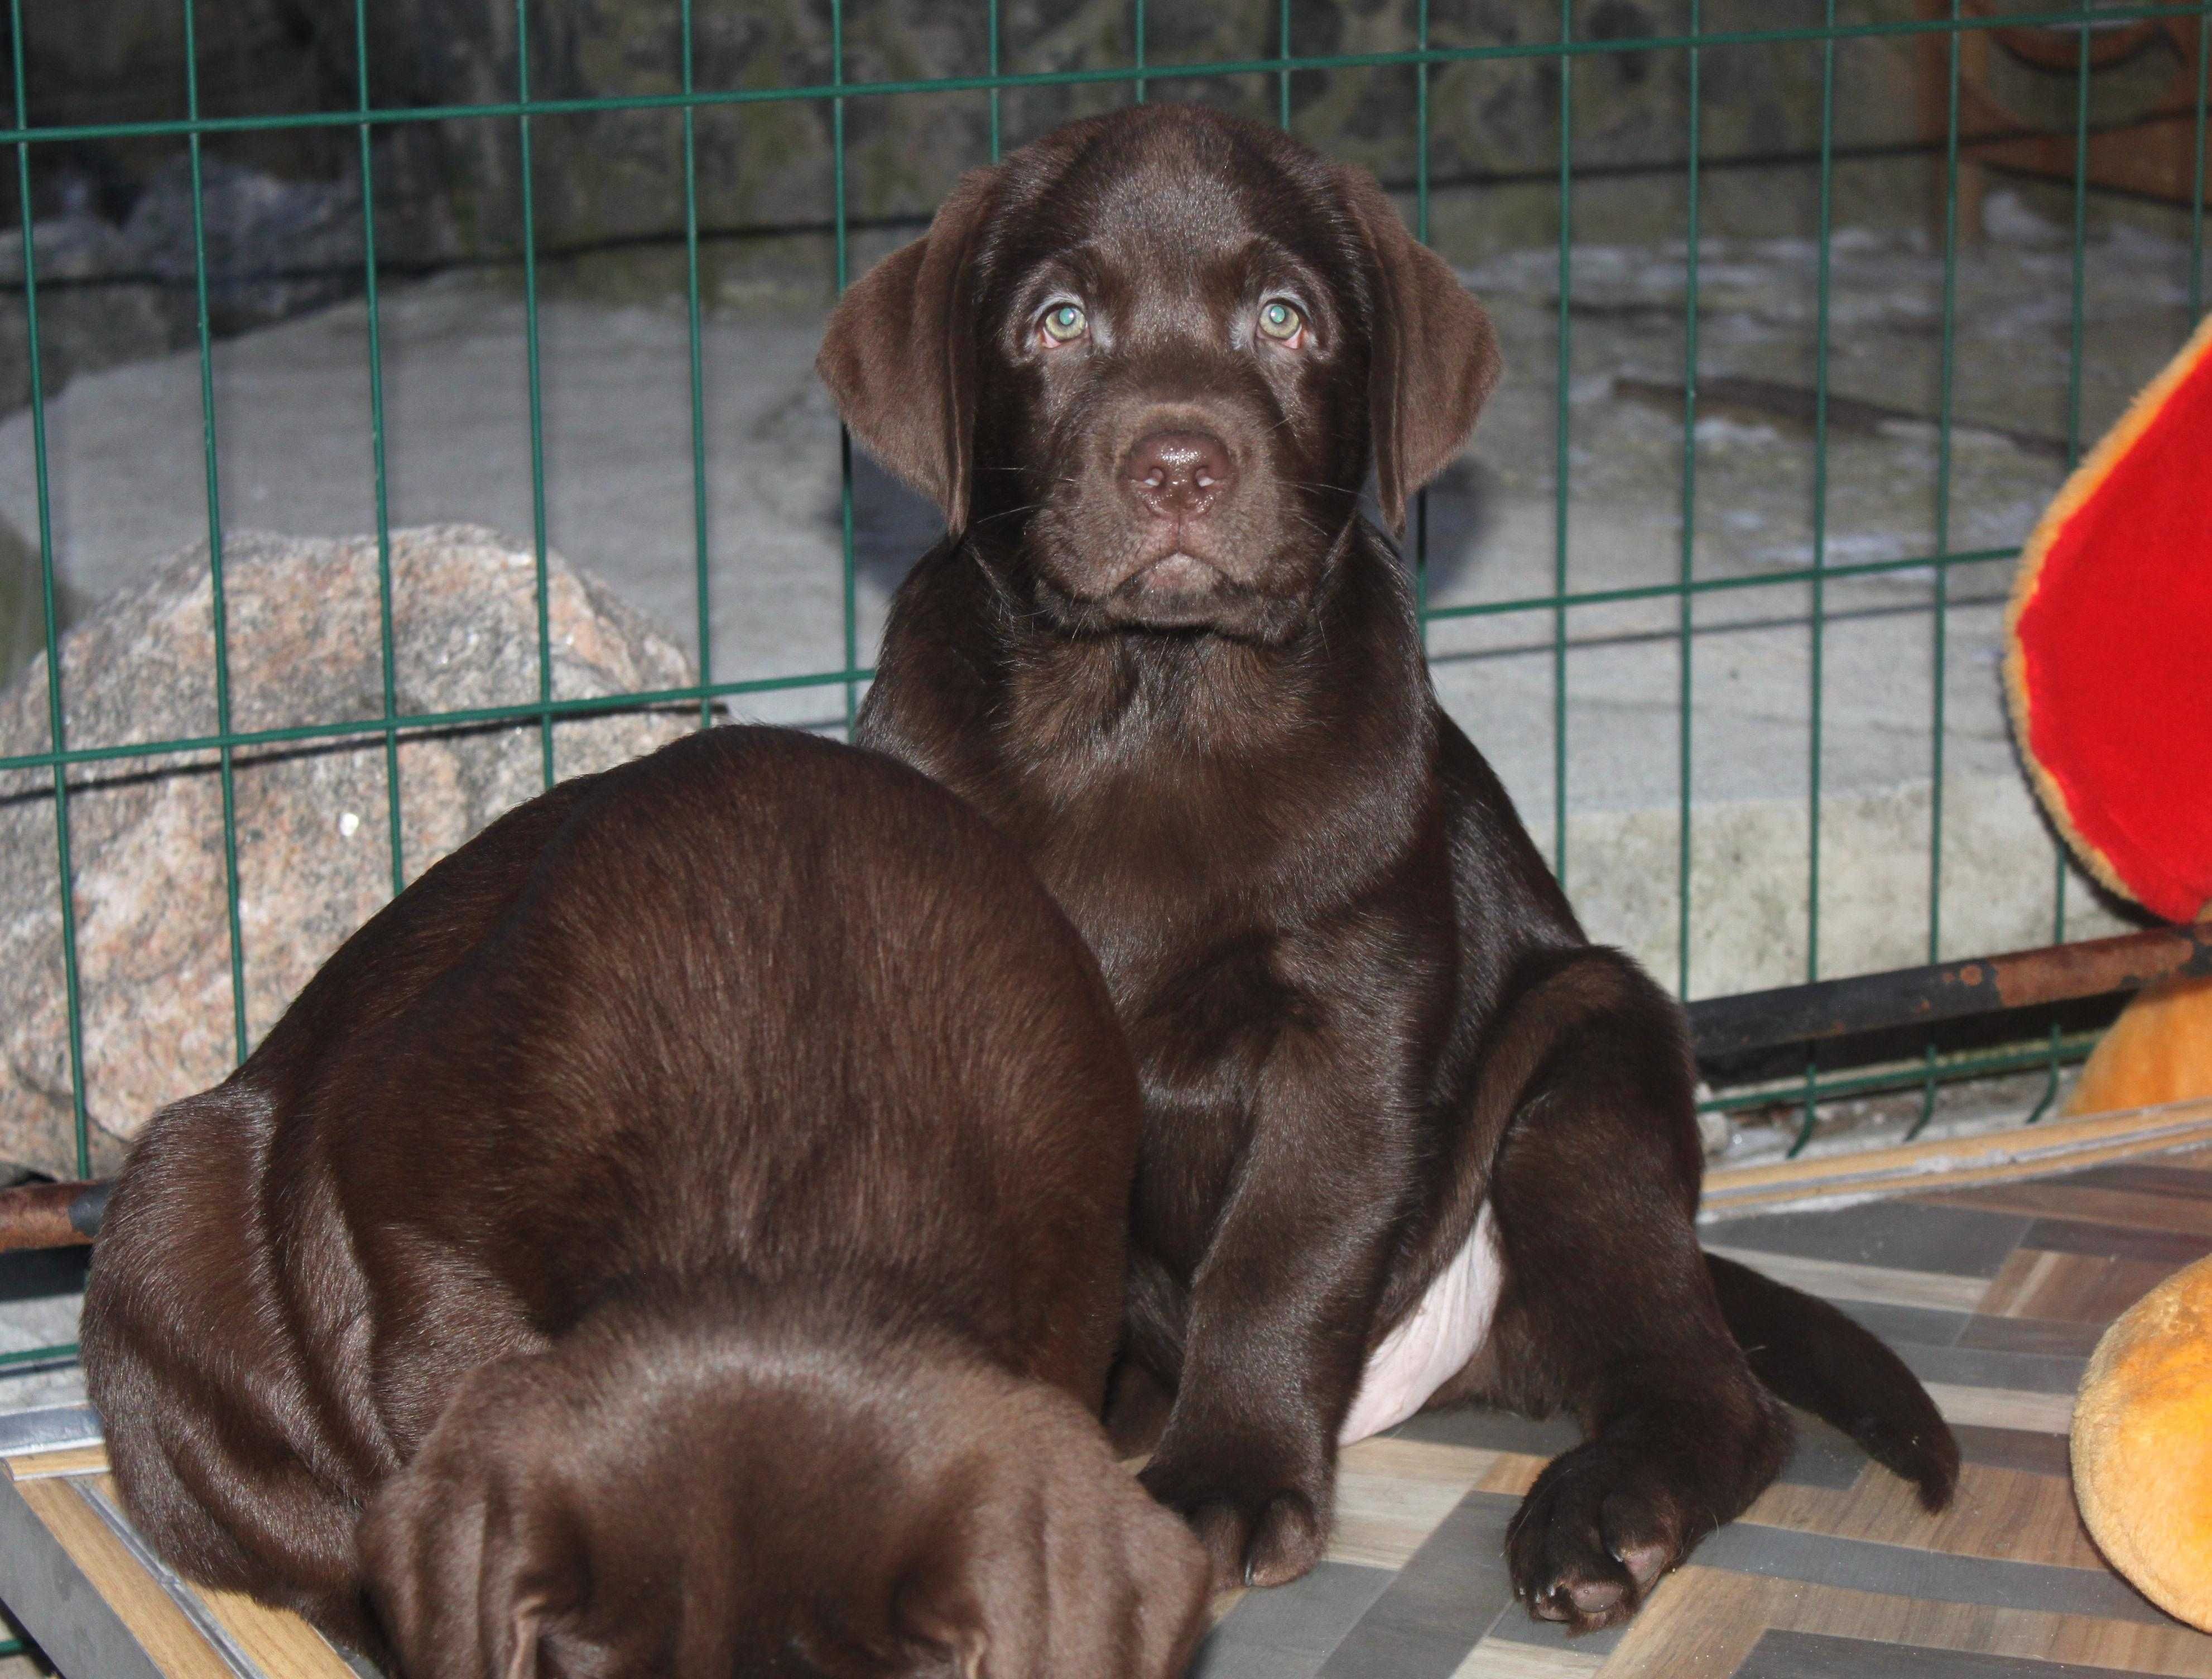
[1504,1442,1686,1632]
[1139,1440,1329,1590]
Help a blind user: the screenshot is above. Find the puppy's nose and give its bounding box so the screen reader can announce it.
[1124,431,1237,518]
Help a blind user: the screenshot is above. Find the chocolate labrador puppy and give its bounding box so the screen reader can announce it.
[81,726,1209,1678]
[821,105,1959,1629]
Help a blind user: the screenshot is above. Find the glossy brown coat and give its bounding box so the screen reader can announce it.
[81,726,1208,1678]
[826,105,1959,1629]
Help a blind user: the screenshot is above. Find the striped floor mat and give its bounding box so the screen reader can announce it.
[1196,1144,2212,1678]
[4,1144,2208,1677]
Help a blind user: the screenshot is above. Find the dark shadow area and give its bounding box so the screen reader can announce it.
[1698,989,2127,1092]
[0,1241,90,1308]
[847,450,948,598]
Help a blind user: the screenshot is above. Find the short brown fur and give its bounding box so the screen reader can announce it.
[82,726,1209,1678]
[825,105,1959,1630]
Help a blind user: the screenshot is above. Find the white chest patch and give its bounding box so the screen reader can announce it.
[1339,1200,1504,1445]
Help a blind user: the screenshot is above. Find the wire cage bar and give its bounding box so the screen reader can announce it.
[0,0,2206,1389]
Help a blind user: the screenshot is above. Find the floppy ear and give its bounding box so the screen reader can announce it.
[899,1394,1211,1679]
[1333,166,1503,535]
[357,1366,583,1679]
[816,166,1001,530]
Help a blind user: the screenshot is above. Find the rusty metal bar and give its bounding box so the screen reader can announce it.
[1688,923,2212,1062]
[0,1179,107,1253]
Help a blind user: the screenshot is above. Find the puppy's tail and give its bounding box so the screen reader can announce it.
[1705,1252,1960,1511]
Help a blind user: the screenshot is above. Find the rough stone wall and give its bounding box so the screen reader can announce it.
[13,1,1932,272]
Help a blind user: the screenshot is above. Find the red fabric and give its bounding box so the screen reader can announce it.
[2014,327,2212,923]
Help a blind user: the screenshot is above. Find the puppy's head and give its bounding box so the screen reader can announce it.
[358,1304,1209,1679]
[819,104,1499,643]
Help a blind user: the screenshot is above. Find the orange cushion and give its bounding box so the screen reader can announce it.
[2065,977,2212,1118]
[2072,1253,2212,1631]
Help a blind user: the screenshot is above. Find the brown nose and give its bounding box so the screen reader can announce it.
[1124,431,1236,518]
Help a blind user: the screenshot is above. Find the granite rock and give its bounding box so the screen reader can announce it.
[0,525,695,1177]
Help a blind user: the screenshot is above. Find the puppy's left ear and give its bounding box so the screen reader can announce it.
[816,166,1001,530]
[1334,166,1502,535]
[898,1389,1211,1679]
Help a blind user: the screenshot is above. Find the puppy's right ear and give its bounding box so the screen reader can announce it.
[358,1363,582,1679]
[816,166,1000,531]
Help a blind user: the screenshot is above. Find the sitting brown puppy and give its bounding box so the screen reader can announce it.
[81,726,1208,1678]
[821,105,1959,1629]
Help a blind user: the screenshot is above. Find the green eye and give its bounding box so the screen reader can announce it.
[1258,300,1304,341]
[1040,303,1088,344]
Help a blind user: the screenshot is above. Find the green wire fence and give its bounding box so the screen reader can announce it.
[0,0,2206,1398]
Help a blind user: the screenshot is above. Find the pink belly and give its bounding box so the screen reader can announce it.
[1339,1201,1503,1444]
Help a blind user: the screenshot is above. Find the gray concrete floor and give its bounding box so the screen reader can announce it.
[0,185,2197,1421]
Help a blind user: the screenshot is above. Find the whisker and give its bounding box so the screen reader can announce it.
[1267,474,1362,498]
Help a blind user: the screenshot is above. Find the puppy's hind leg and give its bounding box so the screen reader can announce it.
[1473,950,1791,1633]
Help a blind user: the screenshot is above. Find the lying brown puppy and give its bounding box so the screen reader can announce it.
[81,725,1208,1678]
[822,105,1959,1629]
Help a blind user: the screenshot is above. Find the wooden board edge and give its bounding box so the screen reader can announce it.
[1703,1098,2212,1220]
[5,1443,113,1483]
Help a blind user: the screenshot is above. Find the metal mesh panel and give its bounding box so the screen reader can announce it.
[0,0,2205,1383]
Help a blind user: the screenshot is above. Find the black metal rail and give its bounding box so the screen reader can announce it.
[1685,922,2212,1060]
